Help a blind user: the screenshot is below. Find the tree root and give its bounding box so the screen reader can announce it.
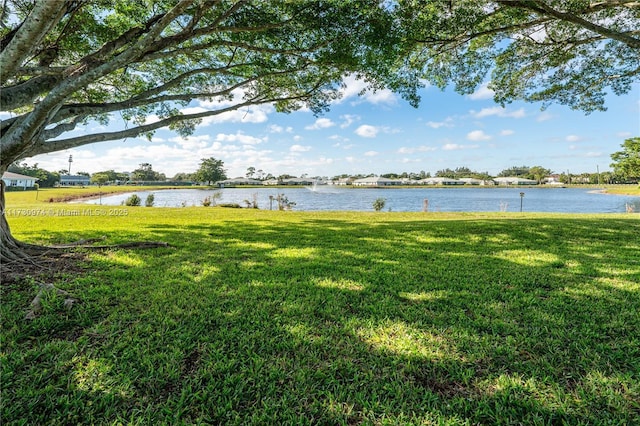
[88,241,170,249]
[2,239,170,320]
[25,283,79,320]
[50,237,170,249]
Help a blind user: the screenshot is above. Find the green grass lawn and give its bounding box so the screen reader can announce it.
[605,185,640,196]
[5,185,181,204]
[2,192,639,425]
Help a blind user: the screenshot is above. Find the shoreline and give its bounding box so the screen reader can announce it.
[12,184,638,205]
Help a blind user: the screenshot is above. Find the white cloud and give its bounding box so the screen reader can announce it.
[268,124,284,133]
[470,107,526,119]
[340,114,359,128]
[332,138,356,149]
[397,146,437,154]
[364,151,379,157]
[401,158,422,164]
[426,117,454,129]
[290,144,311,152]
[442,143,480,151]
[168,134,210,149]
[355,125,379,138]
[616,131,632,138]
[537,112,553,122]
[337,74,397,105]
[467,130,492,141]
[329,135,350,143]
[305,118,335,130]
[566,134,582,142]
[215,131,263,145]
[500,129,515,136]
[585,151,603,158]
[467,83,494,100]
[180,105,271,125]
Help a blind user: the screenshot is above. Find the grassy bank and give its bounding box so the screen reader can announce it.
[5,185,184,204]
[1,194,639,424]
[605,185,640,196]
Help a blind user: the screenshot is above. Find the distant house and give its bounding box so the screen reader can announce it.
[334,178,353,186]
[493,177,538,185]
[216,177,262,187]
[458,178,483,185]
[262,178,280,186]
[544,175,564,186]
[282,178,314,185]
[352,176,400,187]
[2,172,37,190]
[59,175,90,186]
[419,177,464,185]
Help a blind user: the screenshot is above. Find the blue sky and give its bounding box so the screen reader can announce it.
[19,76,640,178]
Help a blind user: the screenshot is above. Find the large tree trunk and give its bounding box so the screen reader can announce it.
[1,164,167,319]
[0,178,28,264]
[1,173,169,271]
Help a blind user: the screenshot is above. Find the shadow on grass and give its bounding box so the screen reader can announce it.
[2,216,639,424]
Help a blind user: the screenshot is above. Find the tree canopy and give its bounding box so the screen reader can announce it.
[1,0,638,175]
[399,0,640,112]
[0,0,417,172]
[7,161,59,187]
[610,137,640,180]
[195,157,226,185]
[131,163,166,181]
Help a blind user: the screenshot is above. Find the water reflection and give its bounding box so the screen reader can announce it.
[78,187,639,213]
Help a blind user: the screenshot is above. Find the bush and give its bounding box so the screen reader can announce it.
[372,197,386,212]
[202,192,222,207]
[244,193,259,209]
[124,194,141,206]
[277,194,296,210]
[145,194,155,207]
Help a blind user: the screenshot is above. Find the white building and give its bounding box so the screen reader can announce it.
[334,178,353,186]
[59,175,90,186]
[216,177,262,187]
[458,178,484,185]
[419,177,464,185]
[2,172,38,189]
[281,178,315,185]
[493,177,538,185]
[352,176,400,187]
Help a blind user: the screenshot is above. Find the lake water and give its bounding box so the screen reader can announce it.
[79,186,640,213]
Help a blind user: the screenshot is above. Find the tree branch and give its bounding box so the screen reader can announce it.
[0,0,66,85]
[0,0,194,161]
[0,74,64,111]
[24,90,319,157]
[45,68,299,125]
[500,0,640,49]
[411,16,550,47]
[43,115,86,140]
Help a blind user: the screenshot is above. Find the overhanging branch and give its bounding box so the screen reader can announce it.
[0,0,66,85]
[23,91,315,156]
[500,0,640,49]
